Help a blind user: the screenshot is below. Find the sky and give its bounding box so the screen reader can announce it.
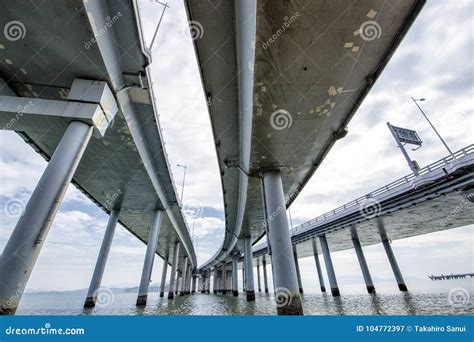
[0,0,472,297]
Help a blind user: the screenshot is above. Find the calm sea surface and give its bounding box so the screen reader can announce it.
[16,291,473,316]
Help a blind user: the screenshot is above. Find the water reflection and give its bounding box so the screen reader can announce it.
[17,290,473,316]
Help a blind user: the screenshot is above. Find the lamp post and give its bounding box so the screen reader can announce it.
[177,164,187,205]
[411,97,455,159]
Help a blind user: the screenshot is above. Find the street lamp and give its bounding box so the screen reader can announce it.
[176,164,187,205]
[411,97,455,159]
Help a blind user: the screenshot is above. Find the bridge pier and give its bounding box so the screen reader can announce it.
[159,255,169,298]
[185,265,192,295]
[192,275,197,294]
[262,170,303,315]
[351,226,376,294]
[168,242,180,299]
[232,256,239,296]
[312,238,326,293]
[242,267,246,292]
[180,257,189,296]
[0,121,94,315]
[293,246,304,294]
[377,219,407,291]
[136,210,163,306]
[83,209,120,308]
[256,259,262,292]
[213,268,218,294]
[319,234,340,296]
[206,270,211,293]
[262,255,269,293]
[222,263,227,295]
[244,238,256,301]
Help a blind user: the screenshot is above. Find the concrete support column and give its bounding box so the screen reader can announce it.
[262,255,269,293]
[256,259,262,292]
[311,238,326,293]
[377,218,407,291]
[83,209,120,308]
[293,246,304,294]
[222,263,227,295]
[232,256,239,296]
[213,269,218,294]
[319,235,340,296]
[180,257,189,296]
[262,170,303,315]
[167,242,180,299]
[159,255,169,298]
[192,275,197,294]
[136,210,163,306]
[382,238,407,291]
[351,226,376,294]
[186,266,192,294]
[0,121,94,315]
[244,238,255,301]
[242,267,246,292]
[206,271,211,293]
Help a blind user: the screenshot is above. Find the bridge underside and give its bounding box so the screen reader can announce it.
[187,0,426,269]
[0,0,194,270]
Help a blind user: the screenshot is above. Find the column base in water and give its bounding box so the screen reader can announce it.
[233,290,238,297]
[246,290,255,301]
[331,288,340,296]
[276,294,304,315]
[136,295,147,307]
[398,284,408,291]
[321,286,326,293]
[367,285,376,294]
[83,297,96,308]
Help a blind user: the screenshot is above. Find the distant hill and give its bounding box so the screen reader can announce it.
[26,283,168,295]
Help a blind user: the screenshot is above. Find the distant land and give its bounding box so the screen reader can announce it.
[25,284,167,295]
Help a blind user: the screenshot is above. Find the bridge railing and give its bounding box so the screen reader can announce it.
[253,145,473,251]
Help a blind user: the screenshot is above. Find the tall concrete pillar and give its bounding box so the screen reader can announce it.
[186,266,192,294]
[319,234,340,296]
[262,255,269,293]
[213,268,218,294]
[180,257,189,296]
[83,209,120,308]
[262,170,303,315]
[232,256,239,296]
[242,267,246,292]
[256,258,262,292]
[311,238,326,293]
[377,218,407,291]
[159,255,169,298]
[0,121,94,315]
[206,270,211,293]
[168,242,180,299]
[351,226,376,294]
[244,238,255,301]
[136,210,163,306]
[192,275,197,294]
[222,263,227,294]
[293,246,304,294]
